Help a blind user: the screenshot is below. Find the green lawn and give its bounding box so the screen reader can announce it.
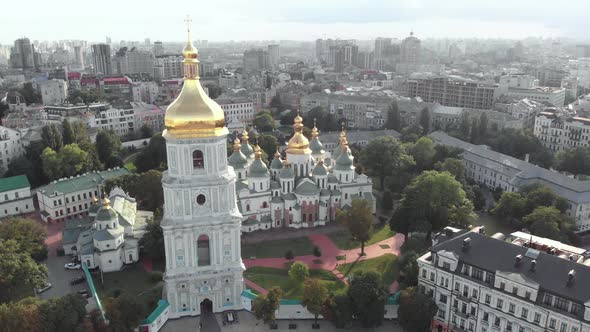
[124,161,137,172]
[241,237,315,259]
[337,254,399,286]
[244,267,347,300]
[328,224,395,250]
[90,264,161,316]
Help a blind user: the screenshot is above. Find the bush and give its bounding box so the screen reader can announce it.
[382,191,394,210]
[284,249,294,261]
[149,271,163,283]
[111,289,122,298]
[313,246,322,258]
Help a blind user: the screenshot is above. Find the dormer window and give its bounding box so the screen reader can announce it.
[193,150,204,169]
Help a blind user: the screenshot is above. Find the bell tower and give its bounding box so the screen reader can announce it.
[161,20,244,319]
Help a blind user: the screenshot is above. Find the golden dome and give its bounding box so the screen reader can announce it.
[311,118,319,138]
[101,193,111,210]
[254,145,263,160]
[233,137,241,151]
[274,148,281,159]
[164,21,227,139]
[286,111,311,155]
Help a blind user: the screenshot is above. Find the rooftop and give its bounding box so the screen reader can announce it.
[38,168,130,197]
[0,175,30,193]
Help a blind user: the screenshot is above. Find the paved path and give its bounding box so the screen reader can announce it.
[244,232,404,292]
[244,279,268,295]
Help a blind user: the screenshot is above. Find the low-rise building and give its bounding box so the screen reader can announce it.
[431,131,590,231]
[131,101,165,133]
[216,98,255,132]
[0,126,25,174]
[0,175,34,218]
[495,98,544,128]
[419,229,590,332]
[534,111,590,151]
[37,167,131,223]
[502,86,566,107]
[38,79,68,106]
[95,106,135,137]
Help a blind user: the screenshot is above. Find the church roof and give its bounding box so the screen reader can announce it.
[279,165,295,179]
[88,202,101,214]
[270,158,283,170]
[328,175,338,183]
[294,180,320,196]
[270,180,281,190]
[261,215,272,224]
[229,150,249,169]
[236,181,249,191]
[320,189,331,196]
[310,137,324,155]
[332,189,342,196]
[96,206,118,222]
[282,193,296,200]
[240,142,255,159]
[312,162,328,176]
[248,159,269,178]
[93,227,123,242]
[334,149,354,171]
[271,196,284,204]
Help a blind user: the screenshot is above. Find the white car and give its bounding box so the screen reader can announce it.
[64,263,81,270]
[36,283,52,294]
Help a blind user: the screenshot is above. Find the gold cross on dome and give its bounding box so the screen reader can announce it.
[184,15,192,33]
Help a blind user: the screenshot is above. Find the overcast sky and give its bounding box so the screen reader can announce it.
[2,0,588,44]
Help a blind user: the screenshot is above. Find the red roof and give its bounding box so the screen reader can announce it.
[81,78,99,85]
[103,77,130,85]
[68,72,82,80]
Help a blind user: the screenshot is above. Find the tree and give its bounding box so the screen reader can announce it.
[139,124,154,139]
[254,134,278,159]
[384,101,401,131]
[409,136,436,171]
[5,156,37,187]
[41,124,63,151]
[252,287,283,326]
[135,133,167,172]
[302,278,328,326]
[139,216,164,261]
[524,206,571,240]
[284,249,294,261]
[459,113,470,139]
[478,112,488,139]
[205,83,222,99]
[555,148,590,176]
[448,199,477,228]
[288,261,309,284]
[398,251,420,287]
[492,192,527,220]
[0,297,42,332]
[95,130,122,165]
[105,293,144,332]
[59,144,91,177]
[359,136,414,189]
[398,287,438,332]
[313,246,322,258]
[18,83,41,105]
[381,190,394,210]
[270,95,284,112]
[0,218,48,261]
[104,170,163,211]
[336,199,373,255]
[524,185,561,214]
[38,294,87,332]
[419,107,431,135]
[434,158,466,184]
[62,120,75,145]
[400,125,423,143]
[397,170,466,235]
[0,240,48,301]
[253,111,275,132]
[347,271,388,327]
[326,295,353,328]
[469,117,478,143]
[41,147,61,181]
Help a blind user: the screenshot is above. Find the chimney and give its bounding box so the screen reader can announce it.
[530,260,537,271]
[515,254,523,266]
[567,270,576,286]
[462,237,471,251]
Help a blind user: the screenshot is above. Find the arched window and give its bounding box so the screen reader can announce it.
[193,150,204,169]
[303,214,306,222]
[262,201,268,208]
[197,234,210,266]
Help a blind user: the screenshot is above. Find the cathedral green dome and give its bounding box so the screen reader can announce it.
[229,150,248,169]
[310,137,324,155]
[331,143,342,161]
[312,161,328,176]
[334,149,354,171]
[96,206,118,222]
[279,163,295,179]
[249,159,269,178]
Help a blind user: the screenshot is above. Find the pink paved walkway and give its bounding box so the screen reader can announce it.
[243,232,405,293]
[245,279,268,295]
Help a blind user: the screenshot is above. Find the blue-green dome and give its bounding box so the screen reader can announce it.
[229,150,248,169]
[312,162,328,176]
[334,149,354,171]
[249,159,269,178]
[270,158,283,170]
[310,137,324,155]
[241,142,254,159]
[332,143,342,161]
[96,206,118,222]
[279,165,295,179]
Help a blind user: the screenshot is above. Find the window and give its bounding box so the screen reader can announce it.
[422,269,426,278]
[454,282,460,291]
[494,317,500,327]
[463,285,468,297]
[443,262,450,270]
[193,150,204,168]
[485,273,493,284]
[560,323,567,332]
[500,282,505,290]
[509,303,515,314]
[521,308,528,319]
[197,234,211,266]
[572,327,579,332]
[196,194,206,205]
[525,291,531,300]
[430,272,435,282]
[496,298,503,309]
[554,297,568,311]
[485,294,491,304]
[472,289,478,299]
[246,204,250,211]
[571,302,582,315]
[439,294,447,304]
[549,319,556,329]
[512,286,518,294]
[483,312,489,322]
[472,268,483,281]
[506,322,512,332]
[534,313,541,324]
[14,192,18,198]
[544,294,553,305]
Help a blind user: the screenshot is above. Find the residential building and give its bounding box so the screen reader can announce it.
[431,131,590,231]
[230,118,375,233]
[38,79,68,106]
[216,98,255,131]
[62,187,152,272]
[10,38,36,69]
[153,41,164,57]
[329,43,358,72]
[267,44,280,69]
[131,101,165,133]
[537,67,568,88]
[95,106,135,136]
[126,49,155,75]
[318,129,400,153]
[495,98,544,128]
[243,49,267,73]
[431,105,525,132]
[91,44,112,75]
[73,45,84,69]
[155,54,184,79]
[576,45,590,58]
[0,126,25,174]
[419,229,590,332]
[407,74,498,110]
[499,75,538,89]
[37,167,131,223]
[534,111,590,151]
[568,95,590,117]
[501,86,566,107]
[0,175,35,218]
[374,37,392,70]
[400,32,421,64]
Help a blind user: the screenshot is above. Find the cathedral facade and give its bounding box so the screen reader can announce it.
[229,117,376,233]
[161,28,244,319]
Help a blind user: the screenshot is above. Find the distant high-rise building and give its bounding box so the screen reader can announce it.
[267,44,280,69]
[91,44,112,75]
[316,38,336,63]
[329,42,358,72]
[73,45,84,69]
[153,41,164,57]
[400,32,421,64]
[374,37,392,70]
[155,54,184,79]
[126,49,154,75]
[576,44,590,58]
[357,51,374,69]
[10,38,35,69]
[144,38,151,47]
[243,49,267,73]
[105,36,111,45]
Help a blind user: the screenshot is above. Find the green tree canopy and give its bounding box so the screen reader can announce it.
[41,124,63,151]
[384,100,401,131]
[139,214,164,261]
[555,147,590,176]
[492,192,527,220]
[398,251,420,288]
[288,261,310,284]
[252,287,283,325]
[135,133,167,173]
[0,297,43,332]
[139,124,154,139]
[105,293,144,332]
[434,158,466,184]
[253,111,275,132]
[105,170,163,211]
[448,199,477,228]
[95,130,122,166]
[0,239,48,299]
[0,218,47,261]
[359,136,414,189]
[347,271,388,327]
[38,294,87,332]
[419,107,431,135]
[408,136,436,171]
[62,120,75,145]
[398,287,438,332]
[302,278,329,325]
[336,199,373,255]
[523,206,572,240]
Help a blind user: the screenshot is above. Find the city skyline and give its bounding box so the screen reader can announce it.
[2,0,590,44]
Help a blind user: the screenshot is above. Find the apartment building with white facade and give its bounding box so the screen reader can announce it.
[95,106,135,137]
[0,126,25,174]
[419,229,590,332]
[37,167,131,222]
[0,175,34,218]
[431,132,590,232]
[534,111,590,151]
[38,79,68,106]
[216,98,255,131]
[495,98,544,128]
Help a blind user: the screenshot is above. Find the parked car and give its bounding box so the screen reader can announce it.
[70,276,85,285]
[36,283,52,294]
[64,263,81,270]
[77,289,91,298]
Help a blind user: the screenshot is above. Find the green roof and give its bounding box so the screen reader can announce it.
[0,175,30,193]
[241,289,257,300]
[294,180,320,196]
[142,300,170,325]
[38,168,131,196]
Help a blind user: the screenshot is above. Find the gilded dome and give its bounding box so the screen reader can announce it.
[240,131,255,159]
[286,113,311,155]
[164,26,227,139]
